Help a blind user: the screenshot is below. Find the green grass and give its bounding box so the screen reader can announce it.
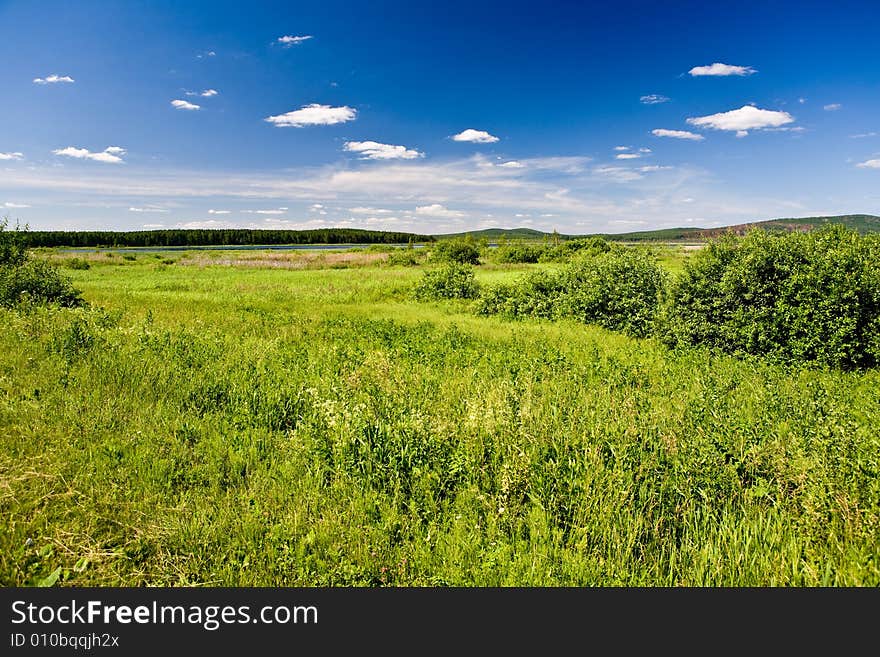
[1,253,878,586]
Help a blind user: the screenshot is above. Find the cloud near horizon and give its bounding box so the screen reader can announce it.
[265,104,357,127]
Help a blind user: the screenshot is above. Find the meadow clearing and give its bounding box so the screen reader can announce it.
[1,238,878,586]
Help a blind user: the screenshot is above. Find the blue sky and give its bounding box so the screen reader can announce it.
[1,0,879,234]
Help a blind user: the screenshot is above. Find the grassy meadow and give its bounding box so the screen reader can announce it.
[1,245,878,586]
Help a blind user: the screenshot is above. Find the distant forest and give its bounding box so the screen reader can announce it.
[21,228,436,248]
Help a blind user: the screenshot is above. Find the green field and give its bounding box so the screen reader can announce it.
[2,247,878,586]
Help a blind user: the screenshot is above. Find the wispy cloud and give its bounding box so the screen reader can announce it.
[265,104,356,127]
[344,141,424,160]
[498,160,524,168]
[33,74,74,84]
[686,105,794,137]
[128,206,169,213]
[0,152,24,161]
[3,202,30,208]
[823,103,842,111]
[652,128,705,141]
[171,99,201,111]
[196,51,216,59]
[688,62,756,76]
[208,209,231,214]
[52,146,126,164]
[614,146,630,151]
[277,35,313,47]
[451,129,499,143]
[616,153,642,160]
[850,132,878,139]
[856,159,880,169]
[241,209,287,214]
[186,89,218,97]
[640,94,670,104]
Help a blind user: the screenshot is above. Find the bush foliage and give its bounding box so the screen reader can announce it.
[660,226,880,369]
[479,248,665,337]
[414,263,480,300]
[429,238,481,265]
[0,219,84,308]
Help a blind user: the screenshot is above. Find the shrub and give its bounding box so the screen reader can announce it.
[0,219,84,308]
[478,248,665,337]
[492,242,546,264]
[538,236,614,263]
[414,263,480,300]
[659,226,880,369]
[430,238,481,265]
[0,258,84,308]
[387,247,425,266]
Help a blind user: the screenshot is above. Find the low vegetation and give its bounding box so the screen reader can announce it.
[1,224,877,586]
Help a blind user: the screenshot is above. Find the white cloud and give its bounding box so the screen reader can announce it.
[824,103,842,111]
[349,206,393,214]
[52,146,126,164]
[652,129,705,141]
[415,204,465,218]
[0,152,24,161]
[177,220,232,229]
[128,206,169,213]
[33,74,74,84]
[640,94,670,104]
[208,209,231,214]
[592,166,643,182]
[638,165,672,172]
[265,104,356,127]
[850,132,878,139]
[688,63,756,77]
[498,160,524,168]
[451,129,499,143]
[277,35,313,47]
[3,202,30,208]
[856,159,880,169]
[171,99,200,111]
[616,153,642,160]
[196,51,216,59]
[142,223,165,229]
[798,98,806,104]
[241,209,287,214]
[686,105,794,136]
[639,148,652,153]
[187,89,219,97]
[614,146,630,151]
[343,140,423,160]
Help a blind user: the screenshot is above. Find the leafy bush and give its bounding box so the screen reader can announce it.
[659,226,880,369]
[0,219,84,308]
[479,248,665,336]
[538,237,613,263]
[387,247,425,266]
[492,242,546,264]
[429,238,481,265]
[414,263,480,300]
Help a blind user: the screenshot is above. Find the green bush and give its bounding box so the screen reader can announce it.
[387,247,425,266]
[492,243,546,264]
[660,226,880,369]
[0,220,84,308]
[538,237,613,263]
[414,263,480,300]
[430,238,481,265]
[478,248,665,337]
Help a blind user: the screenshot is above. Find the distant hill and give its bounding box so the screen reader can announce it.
[436,214,880,242]
[433,227,553,240]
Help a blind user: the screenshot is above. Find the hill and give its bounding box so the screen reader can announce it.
[436,214,880,242]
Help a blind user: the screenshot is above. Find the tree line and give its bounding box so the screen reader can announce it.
[21,228,436,248]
